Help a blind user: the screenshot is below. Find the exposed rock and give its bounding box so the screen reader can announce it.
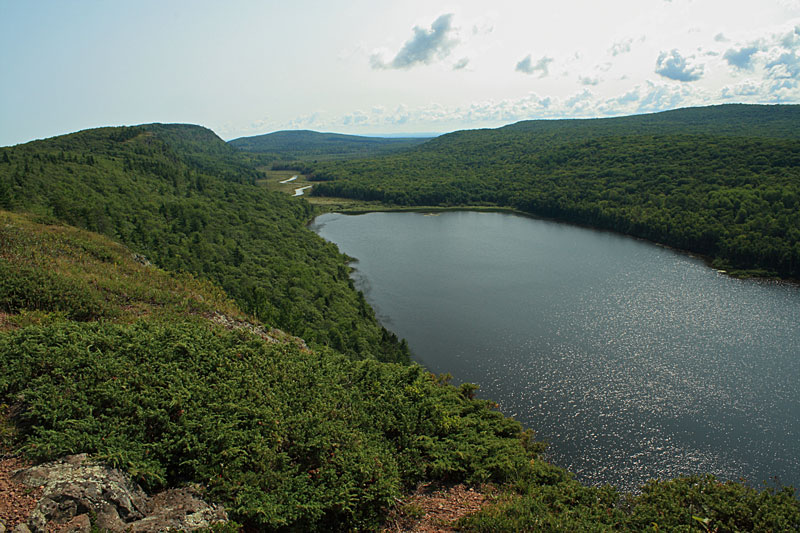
[60,513,91,532]
[206,310,310,351]
[131,253,152,267]
[125,487,228,532]
[11,524,31,533]
[14,454,147,532]
[12,455,227,532]
[0,520,6,533]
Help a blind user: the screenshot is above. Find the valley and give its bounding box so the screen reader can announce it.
[1,105,799,531]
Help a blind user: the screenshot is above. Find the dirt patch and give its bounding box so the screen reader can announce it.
[0,455,42,530]
[382,483,495,532]
[0,312,20,332]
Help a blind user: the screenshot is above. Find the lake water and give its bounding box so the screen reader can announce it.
[310,211,800,493]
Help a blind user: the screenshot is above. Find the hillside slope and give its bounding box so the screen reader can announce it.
[0,124,408,362]
[310,104,800,279]
[0,210,539,530]
[229,129,430,161]
[1,121,799,531]
[1,209,797,532]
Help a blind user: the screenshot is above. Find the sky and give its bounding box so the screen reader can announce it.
[1,0,799,146]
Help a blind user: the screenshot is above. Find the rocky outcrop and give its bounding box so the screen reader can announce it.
[206,311,310,351]
[11,454,227,532]
[131,253,152,267]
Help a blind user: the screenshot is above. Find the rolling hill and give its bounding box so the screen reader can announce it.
[0,123,408,362]
[309,104,800,279]
[229,129,432,161]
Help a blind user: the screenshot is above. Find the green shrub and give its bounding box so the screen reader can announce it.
[0,320,533,530]
[0,260,106,320]
[626,475,800,532]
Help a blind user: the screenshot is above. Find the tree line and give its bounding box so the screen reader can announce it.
[309,105,800,278]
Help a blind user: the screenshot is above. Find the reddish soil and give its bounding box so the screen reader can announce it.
[0,312,18,331]
[0,455,41,530]
[382,483,495,532]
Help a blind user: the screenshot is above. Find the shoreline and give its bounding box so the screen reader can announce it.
[307,202,800,287]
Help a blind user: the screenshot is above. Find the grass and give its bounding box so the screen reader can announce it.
[0,210,244,328]
[258,170,316,196]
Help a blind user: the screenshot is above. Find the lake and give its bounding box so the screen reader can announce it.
[310,210,800,493]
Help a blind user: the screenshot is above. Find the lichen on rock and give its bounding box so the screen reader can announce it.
[12,454,227,533]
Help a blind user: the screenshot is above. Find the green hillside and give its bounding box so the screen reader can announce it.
[0,210,539,530]
[0,124,408,362]
[502,103,800,138]
[309,104,800,279]
[1,121,798,531]
[229,129,431,161]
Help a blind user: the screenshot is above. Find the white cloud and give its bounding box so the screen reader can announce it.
[609,38,634,56]
[383,104,411,125]
[472,19,494,35]
[720,80,763,98]
[342,110,370,126]
[723,46,760,70]
[516,54,554,77]
[779,24,800,50]
[766,51,800,93]
[248,118,271,132]
[655,49,704,81]
[636,81,699,111]
[596,89,641,115]
[453,57,470,70]
[273,82,719,135]
[239,15,800,138]
[715,23,800,99]
[565,89,594,113]
[284,112,322,129]
[370,14,459,70]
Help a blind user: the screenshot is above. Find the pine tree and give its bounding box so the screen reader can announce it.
[0,177,12,208]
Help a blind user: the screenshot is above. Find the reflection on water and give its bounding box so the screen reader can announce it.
[311,211,800,493]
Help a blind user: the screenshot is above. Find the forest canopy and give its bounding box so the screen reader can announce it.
[307,104,800,279]
[0,123,408,362]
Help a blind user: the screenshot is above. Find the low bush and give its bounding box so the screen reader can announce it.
[0,320,534,530]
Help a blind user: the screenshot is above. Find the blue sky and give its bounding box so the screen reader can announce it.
[1,0,799,146]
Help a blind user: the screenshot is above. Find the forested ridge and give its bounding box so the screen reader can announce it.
[1,122,798,531]
[0,209,535,529]
[229,129,429,162]
[0,124,407,362]
[308,104,800,279]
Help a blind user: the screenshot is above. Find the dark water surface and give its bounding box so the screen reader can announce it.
[310,211,800,493]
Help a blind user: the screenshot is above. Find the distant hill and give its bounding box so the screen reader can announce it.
[309,104,800,279]
[417,103,800,154]
[506,103,800,138]
[229,129,432,161]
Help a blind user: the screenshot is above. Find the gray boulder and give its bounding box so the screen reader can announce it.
[13,454,227,532]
